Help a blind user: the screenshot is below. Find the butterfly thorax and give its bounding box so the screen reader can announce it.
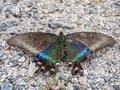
[58,32,65,44]
[58,32,66,61]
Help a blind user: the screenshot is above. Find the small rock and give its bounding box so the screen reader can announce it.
[0,82,13,90]
[38,85,46,90]
[78,76,84,85]
[32,8,38,14]
[9,57,18,67]
[73,84,80,90]
[12,0,19,4]
[10,5,21,17]
[16,86,25,90]
[0,69,3,75]
[42,9,48,14]
[4,47,10,51]
[19,68,27,76]
[7,75,13,83]
[5,10,10,18]
[26,1,33,7]
[113,85,120,90]
[58,75,64,81]
[2,0,7,3]
[26,86,35,90]
[0,52,7,61]
[48,20,62,29]
[28,62,39,77]
[0,33,2,37]
[18,56,25,63]
[9,20,19,26]
[0,23,7,31]
[64,82,68,86]
[62,25,73,29]
[10,33,17,35]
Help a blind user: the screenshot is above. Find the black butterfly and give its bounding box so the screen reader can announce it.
[7,32,116,75]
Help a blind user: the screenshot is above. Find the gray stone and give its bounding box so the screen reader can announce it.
[0,82,13,90]
[48,20,62,29]
[113,85,120,90]
[16,86,26,90]
[10,5,21,17]
[73,85,80,90]
[0,69,3,75]
[9,57,18,67]
[0,53,7,61]
[12,0,19,4]
[26,1,33,7]
[18,56,25,63]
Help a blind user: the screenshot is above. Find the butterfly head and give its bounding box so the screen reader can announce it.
[58,32,65,43]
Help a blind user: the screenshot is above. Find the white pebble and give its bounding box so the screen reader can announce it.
[10,5,21,17]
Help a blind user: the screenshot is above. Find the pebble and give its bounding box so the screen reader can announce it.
[10,5,21,17]
[0,33,2,38]
[0,23,7,31]
[26,1,33,7]
[19,68,27,76]
[78,76,84,85]
[73,84,80,90]
[48,20,62,29]
[0,52,7,61]
[62,25,73,29]
[7,75,14,83]
[26,86,35,90]
[0,69,3,76]
[38,85,46,90]
[42,9,49,14]
[12,0,19,4]
[58,75,64,81]
[28,62,39,77]
[18,56,25,63]
[0,82,13,90]
[16,86,25,90]
[113,85,120,90]
[9,57,18,67]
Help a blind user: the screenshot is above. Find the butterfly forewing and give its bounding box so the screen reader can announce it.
[66,32,116,51]
[7,32,58,56]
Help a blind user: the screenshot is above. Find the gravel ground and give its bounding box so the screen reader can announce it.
[0,0,120,90]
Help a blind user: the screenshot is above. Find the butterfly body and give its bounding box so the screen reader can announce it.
[7,32,116,75]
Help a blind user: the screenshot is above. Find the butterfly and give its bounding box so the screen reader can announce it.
[7,32,116,76]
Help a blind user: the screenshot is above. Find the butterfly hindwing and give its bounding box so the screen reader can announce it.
[66,40,90,63]
[36,42,61,65]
